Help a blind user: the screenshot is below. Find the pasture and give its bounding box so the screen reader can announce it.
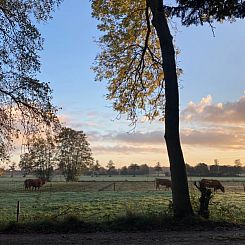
[0,176,244,227]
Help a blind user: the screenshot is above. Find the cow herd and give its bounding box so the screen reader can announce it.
[155,178,225,192]
[23,177,228,193]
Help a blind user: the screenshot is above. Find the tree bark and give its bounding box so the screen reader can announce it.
[148,0,193,218]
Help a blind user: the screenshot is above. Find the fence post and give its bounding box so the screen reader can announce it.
[113,182,116,191]
[16,201,20,222]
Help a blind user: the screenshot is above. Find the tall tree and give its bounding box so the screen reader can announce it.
[91,0,191,218]
[56,127,93,181]
[91,0,244,218]
[0,0,62,159]
[19,136,56,181]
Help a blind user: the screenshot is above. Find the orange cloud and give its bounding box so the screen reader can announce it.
[181,94,245,124]
[181,127,245,150]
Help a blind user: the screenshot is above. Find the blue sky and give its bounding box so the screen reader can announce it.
[36,0,245,167]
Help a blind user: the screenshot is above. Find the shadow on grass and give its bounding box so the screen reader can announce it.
[1,213,243,234]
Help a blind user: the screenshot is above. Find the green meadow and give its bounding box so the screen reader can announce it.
[0,176,244,226]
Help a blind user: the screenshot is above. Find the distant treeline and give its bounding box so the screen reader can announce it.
[3,162,244,178]
[84,162,244,177]
[83,164,170,177]
[186,163,244,177]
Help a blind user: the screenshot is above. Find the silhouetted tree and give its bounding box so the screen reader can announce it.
[106,160,115,177]
[19,136,55,181]
[154,162,162,176]
[195,163,209,176]
[0,0,61,158]
[120,166,128,175]
[128,163,140,177]
[90,160,101,176]
[139,164,150,175]
[56,127,93,181]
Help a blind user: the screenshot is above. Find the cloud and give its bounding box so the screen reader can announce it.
[102,131,165,145]
[92,144,166,154]
[58,114,101,130]
[87,131,104,141]
[88,123,245,153]
[181,94,245,124]
[56,93,245,163]
[181,127,245,150]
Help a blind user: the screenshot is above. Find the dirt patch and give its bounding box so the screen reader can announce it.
[1,229,245,245]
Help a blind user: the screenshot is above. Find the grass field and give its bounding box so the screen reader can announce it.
[0,176,244,227]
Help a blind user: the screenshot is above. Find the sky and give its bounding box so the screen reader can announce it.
[33,0,245,168]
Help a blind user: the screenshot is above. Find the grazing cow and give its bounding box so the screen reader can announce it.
[200,179,225,192]
[30,178,46,190]
[155,178,172,190]
[24,178,46,190]
[24,179,33,190]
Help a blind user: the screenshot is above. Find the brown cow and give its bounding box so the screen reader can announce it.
[24,179,33,190]
[155,178,172,190]
[24,178,46,190]
[200,179,225,192]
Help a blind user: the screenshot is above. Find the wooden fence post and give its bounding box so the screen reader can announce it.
[113,182,116,191]
[16,201,20,222]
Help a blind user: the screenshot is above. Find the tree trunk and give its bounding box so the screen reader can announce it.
[148,0,193,218]
[194,181,213,219]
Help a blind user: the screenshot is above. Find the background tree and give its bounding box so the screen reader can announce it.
[139,164,150,176]
[0,0,61,159]
[234,159,241,167]
[19,153,32,177]
[120,166,128,175]
[234,159,242,176]
[106,160,115,177]
[185,163,195,176]
[212,159,220,175]
[90,159,101,176]
[91,0,244,218]
[195,163,209,177]
[56,127,93,181]
[19,136,55,181]
[128,163,140,177]
[154,162,162,176]
[9,162,16,178]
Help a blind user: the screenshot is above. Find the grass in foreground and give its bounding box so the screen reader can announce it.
[1,213,244,234]
[1,193,244,233]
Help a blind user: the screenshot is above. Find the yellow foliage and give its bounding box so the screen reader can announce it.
[0,168,5,176]
[91,0,169,123]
